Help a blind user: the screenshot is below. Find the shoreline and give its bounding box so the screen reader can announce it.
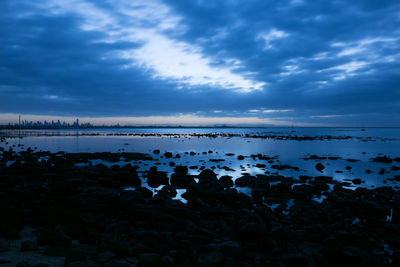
[0,149,399,265]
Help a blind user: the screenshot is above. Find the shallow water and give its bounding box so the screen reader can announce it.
[1,127,399,189]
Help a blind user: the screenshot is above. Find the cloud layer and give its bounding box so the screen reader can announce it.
[0,0,399,126]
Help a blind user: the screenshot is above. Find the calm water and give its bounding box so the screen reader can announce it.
[1,127,399,189]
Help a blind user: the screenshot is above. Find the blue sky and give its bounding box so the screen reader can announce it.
[0,0,399,126]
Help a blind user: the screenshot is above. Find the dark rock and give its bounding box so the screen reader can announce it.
[21,240,37,251]
[37,226,72,247]
[0,238,10,252]
[315,163,325,172]
[174,166,188,175]
[139,253,163,266]
[170,173,195,188]
[155,185,177,199]
[352,178,362,185]
[44,246,66,257]
[164,152,173,158]
[197,252,224,267]
[147,167,169,188]
[98,250,115,263]
[220,175,233,188]
[237,155,245,160]
[153,150,160,154]
[372,156,392,163]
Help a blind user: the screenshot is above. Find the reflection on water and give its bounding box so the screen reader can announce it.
[1,127,399,189]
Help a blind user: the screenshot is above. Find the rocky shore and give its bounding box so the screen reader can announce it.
[0,131,392,142]
[1,149,400,266]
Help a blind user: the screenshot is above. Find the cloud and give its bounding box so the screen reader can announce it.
[258,29,290,50]
[36,0,265,93]
[0,0,399,126]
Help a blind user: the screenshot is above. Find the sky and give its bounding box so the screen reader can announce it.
[0,0,399,126]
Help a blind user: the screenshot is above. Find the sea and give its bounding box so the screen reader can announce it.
[1,127,399,190]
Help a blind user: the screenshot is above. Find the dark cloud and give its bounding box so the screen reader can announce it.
[0,0,399,125]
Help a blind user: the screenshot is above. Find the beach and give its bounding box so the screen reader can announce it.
[0,128,400,266]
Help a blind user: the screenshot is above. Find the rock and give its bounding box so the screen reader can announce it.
[98,250,115,263]
[66,261,96,267]
[0,259,11,264]
[66,247,88,263]
[352,178,362,185]
[44,246,66,257]
[315,163,325,172]
[372,156,392,163]
[170,173,195,188]
[198,169,217,180]
[174,166,188,175]
[220,175,233,188]
[139,253,163,266]
[147,167,169,188]
[237,155,245,160]
[153,150,160,154]
[197,252,224,266]
[255,164,266,168]
[164,152,173,158]
[235,175,256,187]
[21,240,37,251]
[0,238,10,252]
[37,226,72,247]
[217,241,241,255]
[135,187,153,198]
[155,185,177,198]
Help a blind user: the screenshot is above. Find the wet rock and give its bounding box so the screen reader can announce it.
[147,167,169,188]
[198,169,217,180]
[164,152,173,158]
[352,178,362,185]
[170,173,195,188]
[271,164,299,171]
[44,246,66,257]
[21,240,38,251]
[174,165,188,175]
[98,250,115,263]
[139,253,163,266]
[66,261,96,267]
[153,149,160,154]
[372,156,392,163]
[155,185,177,199]
[197,252,224,267]
[237,155,245,160]
[235,175,256,187]
[0,238,10,252]
[221,166,235,171]
[315,163,325,172]
[217,241,241,255]
[37,226,72,247]
[220,175,233,188]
